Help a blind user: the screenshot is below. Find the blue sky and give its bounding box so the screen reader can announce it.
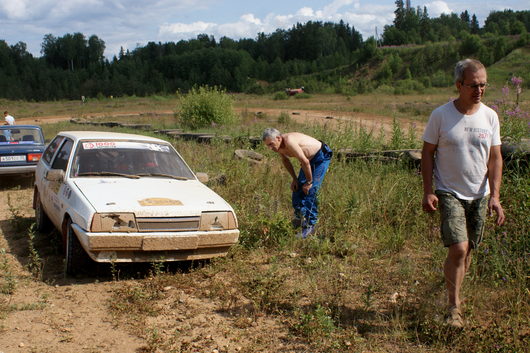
[0,0,528,58]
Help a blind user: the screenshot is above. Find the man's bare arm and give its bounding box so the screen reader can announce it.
[487,145,505,225]
[280,154,297,180]
[421,141,438,212]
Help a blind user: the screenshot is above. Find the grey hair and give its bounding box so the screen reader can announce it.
[262,127,281,141]
[454,58,485,83]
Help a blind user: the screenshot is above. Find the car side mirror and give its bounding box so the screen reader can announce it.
[46,169,65,182]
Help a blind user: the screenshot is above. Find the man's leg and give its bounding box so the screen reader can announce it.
[300,154,331,226]
[444,241,470,308]
[291,169,306,227]
[437,191,469,327]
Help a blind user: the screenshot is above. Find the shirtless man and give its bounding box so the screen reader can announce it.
[262,128,332,238]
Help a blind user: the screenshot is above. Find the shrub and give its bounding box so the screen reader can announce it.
[294,92,312,99]
[273,92,288,100]
[177,86,237,129]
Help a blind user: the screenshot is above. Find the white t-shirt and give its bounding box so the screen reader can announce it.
[4,115,15,125]
[423,101,501,200]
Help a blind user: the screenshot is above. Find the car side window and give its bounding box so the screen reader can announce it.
[51,139,74,171]
[42,136,65,165]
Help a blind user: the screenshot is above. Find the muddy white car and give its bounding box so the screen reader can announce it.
[33,131,239,275]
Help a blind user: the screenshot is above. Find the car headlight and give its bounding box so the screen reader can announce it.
[199,211,238,231]
[91,213,138,232]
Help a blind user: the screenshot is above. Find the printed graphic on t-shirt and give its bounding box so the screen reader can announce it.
[465,126,491,147]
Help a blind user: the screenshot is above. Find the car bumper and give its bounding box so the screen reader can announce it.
[71,223,239,262]
[0,165,36,175]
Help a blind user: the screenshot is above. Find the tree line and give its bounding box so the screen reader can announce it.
[0,5,529,101]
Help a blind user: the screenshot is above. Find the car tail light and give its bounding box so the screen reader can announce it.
[27,153,42,162]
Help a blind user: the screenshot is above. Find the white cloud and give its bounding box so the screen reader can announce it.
[0,0,28,19]
[425,1,453,17]
[241,13,262,25]
[157,0,381,42]
[159,21,217,36]
[297,7,315,17]
[322,0,357,17]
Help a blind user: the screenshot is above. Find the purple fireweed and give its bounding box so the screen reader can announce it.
[511,76,523,87]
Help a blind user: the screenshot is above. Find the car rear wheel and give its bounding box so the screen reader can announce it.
[65,219,91,276]
[34,192,52,232]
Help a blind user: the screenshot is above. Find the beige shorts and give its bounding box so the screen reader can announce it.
[436,191,488,249]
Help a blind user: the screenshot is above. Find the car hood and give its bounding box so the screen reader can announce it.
[73,178,234,217]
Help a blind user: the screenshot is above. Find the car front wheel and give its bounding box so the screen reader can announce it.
[65,218,91,276]
[34,192,52,232]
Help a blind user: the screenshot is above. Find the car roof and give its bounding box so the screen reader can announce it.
[57,131,168,143]
[0,125,43,130]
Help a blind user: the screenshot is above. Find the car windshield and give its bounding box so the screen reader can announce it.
[0,128,44,144]
[70,140,195,179]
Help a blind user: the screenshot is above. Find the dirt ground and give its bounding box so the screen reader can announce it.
[0,178,146,352]
[1,108,424,352]
[15,107,426,137]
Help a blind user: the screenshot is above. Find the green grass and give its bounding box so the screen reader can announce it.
[93,113,527,352]
[3,91,528,352]
[488,47,530,87]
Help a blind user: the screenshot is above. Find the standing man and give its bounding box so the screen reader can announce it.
[262,128,332,238]
[4,111,15,125]
[421,59,505,328]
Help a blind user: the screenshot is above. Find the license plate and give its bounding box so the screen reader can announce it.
[0,155,26,162]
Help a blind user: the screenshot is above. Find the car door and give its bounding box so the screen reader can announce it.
[37,136,64,222]
[42,138,74,227]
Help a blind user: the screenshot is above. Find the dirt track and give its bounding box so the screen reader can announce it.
[15,107,426,137]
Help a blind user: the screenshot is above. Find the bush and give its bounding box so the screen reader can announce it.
[177,86,237,129]
[294,92,312,99]
[273,92,288,100]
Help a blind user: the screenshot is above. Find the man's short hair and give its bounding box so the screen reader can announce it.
[262,127,281,141]
[454,59,485,83]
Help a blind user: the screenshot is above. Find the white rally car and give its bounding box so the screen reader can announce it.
[33,131,239,275]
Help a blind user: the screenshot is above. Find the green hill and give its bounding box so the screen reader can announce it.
[487,46,530,85]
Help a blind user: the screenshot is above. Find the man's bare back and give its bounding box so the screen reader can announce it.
[278,132,322,160]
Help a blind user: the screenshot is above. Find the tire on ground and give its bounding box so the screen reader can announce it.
[65,218,92,276]
[34,191,52,232]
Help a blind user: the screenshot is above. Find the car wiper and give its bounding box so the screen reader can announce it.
[136,173,189,180]
[76,171,140,179]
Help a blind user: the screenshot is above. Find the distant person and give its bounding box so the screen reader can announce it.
[262,128,332,238]
[421,58,505,328]
[4,111,15,125]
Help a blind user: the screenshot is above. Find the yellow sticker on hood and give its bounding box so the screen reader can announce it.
[138,198,183,206]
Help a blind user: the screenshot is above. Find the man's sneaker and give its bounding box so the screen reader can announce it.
[297,225,315,239]
[445,306,464,328]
